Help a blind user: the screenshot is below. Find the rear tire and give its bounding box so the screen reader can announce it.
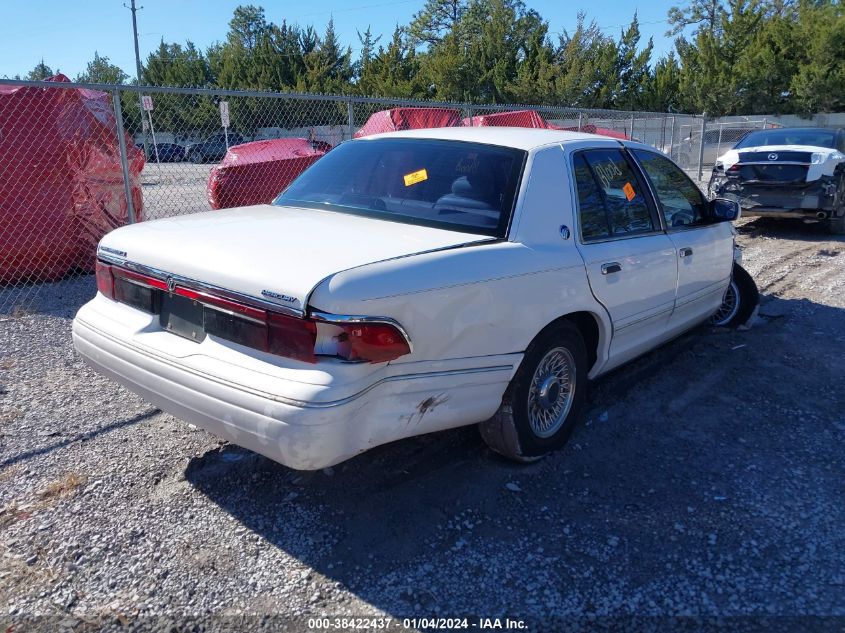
[827,174,845,235]
[480,321,587,462]
[710,263,758,327]
[828,212,845,235]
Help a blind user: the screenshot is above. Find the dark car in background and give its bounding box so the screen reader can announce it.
[709,127,845,234]
[186,132,244,163]
[135,142,185,163]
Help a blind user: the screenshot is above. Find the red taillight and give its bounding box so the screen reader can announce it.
[175,286,266,321]
[338,322,411,363]
[268,312,318,363]
[313,318,411,363]
[113,267,168,291]
[95,260,115,299]
[97,261,410,364]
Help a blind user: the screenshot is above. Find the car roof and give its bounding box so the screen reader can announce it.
[745,127,840,135]
[358,126,618,151]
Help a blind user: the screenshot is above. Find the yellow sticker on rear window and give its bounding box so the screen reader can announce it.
[403,168,428,187]
[623,182,636,201]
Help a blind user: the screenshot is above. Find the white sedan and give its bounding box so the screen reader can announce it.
[73,127,752,470]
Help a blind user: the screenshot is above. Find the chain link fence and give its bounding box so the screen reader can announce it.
[1,78,707,314]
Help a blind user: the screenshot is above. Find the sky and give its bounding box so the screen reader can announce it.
[0,0,680,81]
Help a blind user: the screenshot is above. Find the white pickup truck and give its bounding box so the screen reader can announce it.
[73,127,756,470]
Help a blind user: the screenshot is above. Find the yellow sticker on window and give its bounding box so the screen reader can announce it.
[622,182,636,201]
[403,168,428,187]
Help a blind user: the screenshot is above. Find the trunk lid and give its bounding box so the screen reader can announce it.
[98,204,492,313]
[734,146,812,184]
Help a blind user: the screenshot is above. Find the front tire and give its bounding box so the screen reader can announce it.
[710,263,758,327]
[480,321,587,462]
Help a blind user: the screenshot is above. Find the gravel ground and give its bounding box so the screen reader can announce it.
[1,217,844,631]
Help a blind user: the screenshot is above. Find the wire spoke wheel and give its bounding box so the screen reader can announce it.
[527,347,576,438]
[711,279,740,326]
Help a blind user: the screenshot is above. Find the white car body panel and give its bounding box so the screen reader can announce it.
[717,144,845,181]
[73,127,736,470]
[666,223,735,331]
[576,234,678,368]
[97,205,492,314]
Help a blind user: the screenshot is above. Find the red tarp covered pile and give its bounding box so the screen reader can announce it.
[462,109,562,129]
[463,109,630,140]
[354,107,462,138]
[207,138,329,210]
[0,74,144,284]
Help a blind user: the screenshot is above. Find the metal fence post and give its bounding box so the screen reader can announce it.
[697,114,707,182]
[629,114,635,139]
[112,89,137,224]
[577,112,583,131]
[668,116,676,157]
[347,99,354,141]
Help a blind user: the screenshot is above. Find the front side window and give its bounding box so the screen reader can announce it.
[275,138,525,237]
[573,149,655,241]
[632,150,708,228]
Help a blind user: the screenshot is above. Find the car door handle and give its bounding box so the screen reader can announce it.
[601,262,622,275]
[679,247,694,258]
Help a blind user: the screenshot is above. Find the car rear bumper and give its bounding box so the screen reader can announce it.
[72,299,517,470]
[711,175,842,219]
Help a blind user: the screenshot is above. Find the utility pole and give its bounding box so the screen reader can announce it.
[124,0,147,155]
[127,0,144,84]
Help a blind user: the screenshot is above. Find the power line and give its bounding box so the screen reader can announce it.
[285,0,419,19]
[551,18,672,36]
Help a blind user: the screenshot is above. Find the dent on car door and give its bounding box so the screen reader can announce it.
[631,149,733,329]
[571,149,678,368]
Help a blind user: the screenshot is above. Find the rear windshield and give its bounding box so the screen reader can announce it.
[274,138,526,237]
[735,129,837,149]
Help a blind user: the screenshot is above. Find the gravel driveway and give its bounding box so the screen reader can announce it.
[1,218,843,631]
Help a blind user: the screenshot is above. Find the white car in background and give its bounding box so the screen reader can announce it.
[73,128,754,470]
[709,127,845,233]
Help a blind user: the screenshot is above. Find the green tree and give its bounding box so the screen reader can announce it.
[554,14,617,108]
[675,0,765,115]
[667,0,726,36]
[76,52,129,84]
[642,52,682,112]
[26,59,54,80]
[789,1,845,114]
[615,14,654,110]
[355,26,381,81]
[408,0,468,46]
[732,3,797,114]
[418,30,473,100]
[508,20,558,104]
[297,19,354,94]
[357,26,422,98]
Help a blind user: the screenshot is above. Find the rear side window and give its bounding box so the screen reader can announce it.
[573,155,610,240]
[573,149,656,241]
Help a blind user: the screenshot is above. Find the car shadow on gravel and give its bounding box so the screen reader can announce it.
[183,295,845,616]
[0,408,159,469]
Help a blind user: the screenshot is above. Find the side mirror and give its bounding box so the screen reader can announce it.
[708,197,741,222]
